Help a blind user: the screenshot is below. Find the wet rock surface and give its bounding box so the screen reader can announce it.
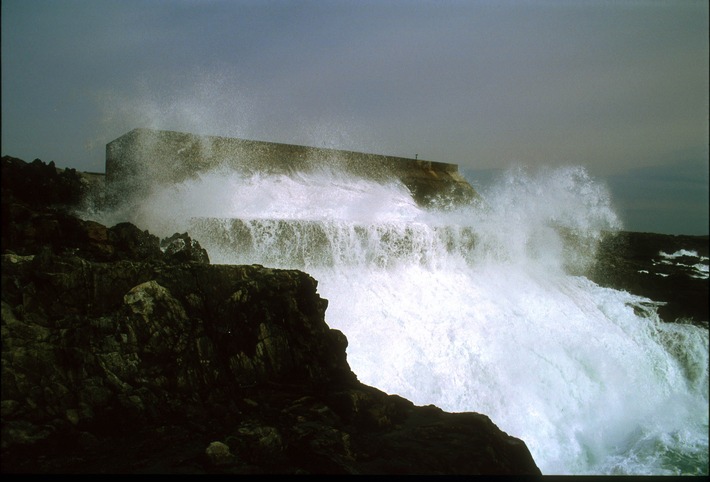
[587,230,708,325]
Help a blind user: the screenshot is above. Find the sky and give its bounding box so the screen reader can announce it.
[2,0,708,235]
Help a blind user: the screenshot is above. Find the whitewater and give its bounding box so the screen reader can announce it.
[89,163,709,475]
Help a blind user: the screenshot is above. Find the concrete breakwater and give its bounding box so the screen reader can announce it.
[105,128,478,207]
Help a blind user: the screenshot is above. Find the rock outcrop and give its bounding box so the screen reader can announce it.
[587,230,708,325]
[1,156,541,474]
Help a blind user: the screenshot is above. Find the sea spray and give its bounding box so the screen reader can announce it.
[84,164,709,475]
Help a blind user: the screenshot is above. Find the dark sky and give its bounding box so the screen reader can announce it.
[2,0,708,234]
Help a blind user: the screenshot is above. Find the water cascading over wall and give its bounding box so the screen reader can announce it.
[105,128,479,208]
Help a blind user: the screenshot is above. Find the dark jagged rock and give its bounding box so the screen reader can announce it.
[1,157,209,265]
[160,232,210,264]
[587,230,708,325]
[1,156,87,209]
[1,157,541,474]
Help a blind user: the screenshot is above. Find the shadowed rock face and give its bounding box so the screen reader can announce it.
[587,231,708,326]
[105,128,480,208]
[1,156,540,475]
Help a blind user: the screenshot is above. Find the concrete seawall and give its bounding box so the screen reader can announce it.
[106,128,478,206]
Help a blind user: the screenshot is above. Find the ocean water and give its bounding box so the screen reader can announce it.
[88,163,709,475]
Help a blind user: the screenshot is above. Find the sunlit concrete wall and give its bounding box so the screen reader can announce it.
[106,128,478,206]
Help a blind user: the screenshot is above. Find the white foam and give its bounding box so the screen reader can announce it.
[660,249,701,259]
[655,250,709,279]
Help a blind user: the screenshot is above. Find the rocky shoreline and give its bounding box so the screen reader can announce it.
[2,156,707,474]
[1,156,541,474]
[587,230,708,326]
